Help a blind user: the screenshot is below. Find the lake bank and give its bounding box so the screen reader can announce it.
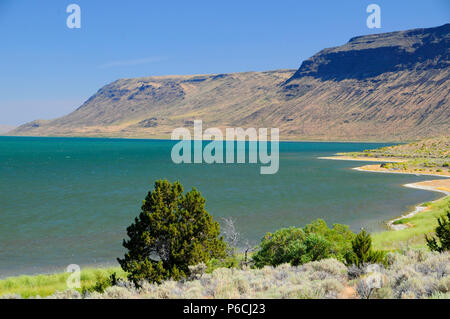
[351,162,449,230]
[318,153,449,250]
[388,180,449,230]
[320,154,449,229]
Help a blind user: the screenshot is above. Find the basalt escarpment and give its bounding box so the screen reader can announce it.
[9,23,449,141]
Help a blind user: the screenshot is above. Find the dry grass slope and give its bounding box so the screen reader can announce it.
[341,136,450,175]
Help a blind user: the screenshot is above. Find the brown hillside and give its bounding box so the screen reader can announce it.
[9,24,450,141]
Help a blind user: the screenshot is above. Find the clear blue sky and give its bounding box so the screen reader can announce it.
[0,0,448,125]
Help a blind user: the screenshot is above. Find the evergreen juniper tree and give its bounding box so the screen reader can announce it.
[345,229,386,267]
[118,179,227,285]
[426,211,450,252]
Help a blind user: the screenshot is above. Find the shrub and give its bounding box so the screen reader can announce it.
[294,233,331,265]
[83,272,118,294]
[118,180,227,285]
[430,292,450,299]
[252,227,306,267]
[426,212,450,252]
[187,263,207,280]
[207,255,240,273]
[47,289,82,299]
[302,258,348,278]
[344,229,387,267]
[86,286,135,299]
[252,219,354,268]
[221,217,240,256]
[303,220,355,260]
[355,277,374,299]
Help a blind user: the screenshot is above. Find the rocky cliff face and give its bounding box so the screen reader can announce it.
[287,24,449,81]
[276,23,449,140]
[9,24,450,141]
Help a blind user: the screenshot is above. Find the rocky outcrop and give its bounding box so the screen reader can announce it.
[287,24,449,82]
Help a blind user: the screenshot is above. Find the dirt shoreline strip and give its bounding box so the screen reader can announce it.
[354,163,450,178]
[318,156,404,162]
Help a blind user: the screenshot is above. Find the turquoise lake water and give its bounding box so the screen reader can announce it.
[0,136,445,277]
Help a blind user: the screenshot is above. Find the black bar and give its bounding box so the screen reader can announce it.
[1,299,446,318]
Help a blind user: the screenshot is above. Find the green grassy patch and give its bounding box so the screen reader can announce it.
[372,196,450,251]
[392,219,406,225]
[0,266,125,298]
[0,253,247,298]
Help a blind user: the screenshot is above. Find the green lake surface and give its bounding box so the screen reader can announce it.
[0,136,445,277]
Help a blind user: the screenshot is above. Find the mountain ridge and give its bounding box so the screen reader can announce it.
[8,23,450,141]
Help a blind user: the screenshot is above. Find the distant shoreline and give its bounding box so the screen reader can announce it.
[318,156,404,162]
[1,135,402,144]
[352,166,450,178]
[320,155,450,230]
